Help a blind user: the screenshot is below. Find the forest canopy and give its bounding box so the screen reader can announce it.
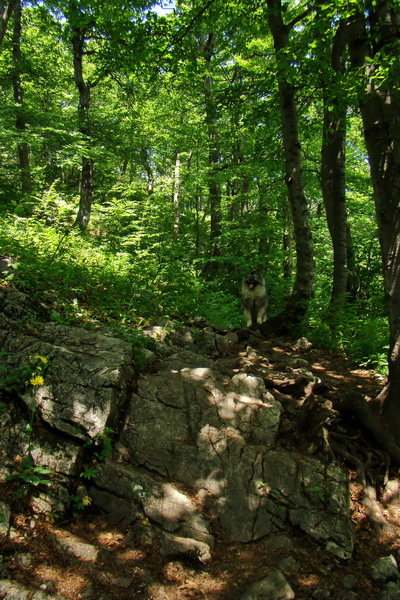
[1,0,399,409]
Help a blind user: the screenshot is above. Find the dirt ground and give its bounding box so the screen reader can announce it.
[1,343,400,600]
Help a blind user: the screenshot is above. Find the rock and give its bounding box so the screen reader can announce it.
[371,555,399,581]
[29,437,83,476]
[50,530,100,562]
[382,480,400,506]
[0,257,17,278]
[0,405,83,496]
[342,574,359,590]
[381,582,400,600]
[311,586,331,599]
[16,554,32,569]
[118,346,353,556]
[1,289,134,442]
[262,452,354,558]
[30,492,68,516]
[91,461,214,560]
[240,570,295,600]
[264,535,295,550]
[279,557,299,573]
[0,579,65,599]
[294,337,313,351]
[159,532,212,563]
[142,324,170,342]
[0,288,357,565]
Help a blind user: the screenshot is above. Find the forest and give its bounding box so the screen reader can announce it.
[0,0,399,433]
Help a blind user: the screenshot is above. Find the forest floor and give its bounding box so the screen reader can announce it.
[1,340,400,600]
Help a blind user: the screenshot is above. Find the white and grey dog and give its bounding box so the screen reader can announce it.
[241,270,268,327]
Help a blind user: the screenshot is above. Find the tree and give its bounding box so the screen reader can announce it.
[319,18,349,310]
[69,3,96,231]
[0,0,16,46]
[200,31,222,273]
[12,0,32,197]
[264,0,314,331]
[347,1,400,438]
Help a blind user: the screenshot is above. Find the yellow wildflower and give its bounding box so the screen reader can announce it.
[81,496,92,507]
[30,375,44,386]
[33,355,48,365]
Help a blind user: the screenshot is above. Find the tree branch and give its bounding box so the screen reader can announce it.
[160,0,219,57]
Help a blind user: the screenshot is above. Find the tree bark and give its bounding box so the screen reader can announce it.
[265,0,314,328]
[0,0,16,46]
[172,151,181,236]
[140,147,154,194]
[283,203,293,280]
[201,32,222,273]
[12,0,32,197]
[347,3,400,440]
[71,19,94,232]
[320,21,349,311]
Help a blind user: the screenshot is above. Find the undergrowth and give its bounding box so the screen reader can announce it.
[0,209,389,375]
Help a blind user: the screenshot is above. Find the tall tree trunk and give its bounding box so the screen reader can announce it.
[201,32,222,274]
[283,203,293,280]
[140,148,154,194]
[0,0,16,46]
[320,21,349,311]
[12,0,32,197]
[347,3,400,439]
[72,22,94,232]
[172,151,181,236]
[265,0,314,331]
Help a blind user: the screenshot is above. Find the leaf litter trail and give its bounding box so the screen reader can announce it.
[1,338,400,600]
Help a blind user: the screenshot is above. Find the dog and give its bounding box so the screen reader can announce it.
[241,270,268,327]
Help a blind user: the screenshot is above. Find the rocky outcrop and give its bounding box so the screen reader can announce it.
[0,285,354,571]
[117,349,353,557]
[0,287,134,441]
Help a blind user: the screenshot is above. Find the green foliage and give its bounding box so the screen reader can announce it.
[0,0,392,378]
[79,466,98,480]
[6,450,54,497]
[70,493,92,513]
[303,301,389,375]
[196,289,242,329]
[84,427,115,462]
[0,353,49,393]
[0,353,35,393]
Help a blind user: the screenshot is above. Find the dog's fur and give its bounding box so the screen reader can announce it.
[241,270,268,327]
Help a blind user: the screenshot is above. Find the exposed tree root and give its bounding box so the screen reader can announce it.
[331,440,394,535]
[298,392,398,535]
[336,391,400,466]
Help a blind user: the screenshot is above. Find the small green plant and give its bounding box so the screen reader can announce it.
[70,493,92,513]
[6,450,54,496]
[84,427,115,461]
[79,466,98,480]
[4,354,54,496]
[306,485,326,502]
[257,482,288,514]
[0,353,49,393]
[360,347,389,376]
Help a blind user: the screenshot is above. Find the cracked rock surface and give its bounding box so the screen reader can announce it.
[0,285,355,584]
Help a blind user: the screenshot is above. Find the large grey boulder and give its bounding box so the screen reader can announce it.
[240,570,295,600]
[0,287,134,441]
[118,348,354,557]
[90,461,214,561]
